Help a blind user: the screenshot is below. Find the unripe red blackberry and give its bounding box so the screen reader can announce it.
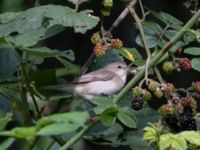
[179,57,191,70]
[93,43,107,57]
[154,89,164,98]
[162,61,174,74]
[142,90,152,101]
[147,80,159,92]
[91,33,101,45]
[132,97,144,111]
[192,81,200,93]
[132,86,143,97]
[111,38,123,49]
[163,83,175,95]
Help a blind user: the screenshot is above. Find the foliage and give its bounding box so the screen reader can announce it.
[0,0,200,150]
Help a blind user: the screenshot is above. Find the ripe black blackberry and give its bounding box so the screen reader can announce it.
[132,97,144,111]
[182,107,193,119]
[180,119,197,131]
[165,114,181,132]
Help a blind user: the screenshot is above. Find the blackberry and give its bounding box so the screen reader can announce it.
[180,119,197,131]
[182,107,193,119]
[165,114,181,132]
[132,97,144,111]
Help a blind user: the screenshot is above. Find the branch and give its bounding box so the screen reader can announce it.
[59,123,95,150]
[81,0,138,74]
[114,8,200,103]
[128,5,151,84]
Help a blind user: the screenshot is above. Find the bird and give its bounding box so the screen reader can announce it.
[44,62,130,100]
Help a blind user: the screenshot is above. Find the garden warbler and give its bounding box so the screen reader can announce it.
[45,62,130,100]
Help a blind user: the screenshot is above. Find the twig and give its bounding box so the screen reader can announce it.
[154,67,165,84]
[81,0,138,74]
[114,9,200,103]
[128,6,151,84]
[59,123,95,150]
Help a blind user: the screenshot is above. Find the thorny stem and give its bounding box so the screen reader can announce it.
[128,6,151,84]
[114,8,200,103]
[81,0,138,74]
[59,122,95,150]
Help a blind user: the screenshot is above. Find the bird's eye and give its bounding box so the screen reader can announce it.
[117,65,122,69]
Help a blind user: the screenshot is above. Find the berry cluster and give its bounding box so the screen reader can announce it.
[132,86,152,111]
[162,57,192,74]
[90,32,123,57]
[159,96,197,132]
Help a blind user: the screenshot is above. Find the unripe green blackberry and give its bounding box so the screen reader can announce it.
[158,103,174,115]
[162,61,174,74]
[148,80,159,92]
[142,90,152,101]
[154,89,164,98]
[91,33,101,45]
[132,86,143,97]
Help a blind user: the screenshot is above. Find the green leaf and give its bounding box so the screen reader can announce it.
[90,96,115,114]
[164,30,178,40]
[171,135,187,150]
[191,57,200,72]
[0,127,36,140]
[37,111,89,128]
[179,131,200,146]
[0,45,20,81]
[184,47,200,56]
[100,107,118,126]
[151,11,183,26]
[0,5,99,47]
[124,130,152,150]
[118,48,135,62]
[117,107,137,128]
[159,133,173,150]
[143,21,162,35]
[37,123,78,136]
[0,138,15,150]
[0,113,12,131]
[134,107,160,129]
[135,34,158,48]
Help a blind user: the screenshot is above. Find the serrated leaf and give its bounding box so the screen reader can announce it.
[143,21,162,35]
[159,133,173,150]
[191,57,200,72]
[117,110,137,128]
[151,11,183,26]
[100,107,118,126]
[0,5,99,47]
[0,138,15,150]
[179,131,200,146]
[184,47,200,56]
[90,96,115,114]
[164,30,178,40]
[135,34,158,48]
[171,135,187,150]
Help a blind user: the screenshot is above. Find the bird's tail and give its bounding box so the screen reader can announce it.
[43,84,76,93]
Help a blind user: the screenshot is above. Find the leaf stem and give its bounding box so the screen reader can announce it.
[114,8,200,103]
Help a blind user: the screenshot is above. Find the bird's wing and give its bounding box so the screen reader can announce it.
[72,70,115,84]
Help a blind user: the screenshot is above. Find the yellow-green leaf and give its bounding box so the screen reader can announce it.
[118,48,135,62]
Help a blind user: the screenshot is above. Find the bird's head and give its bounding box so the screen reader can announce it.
[104,62,130,77]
